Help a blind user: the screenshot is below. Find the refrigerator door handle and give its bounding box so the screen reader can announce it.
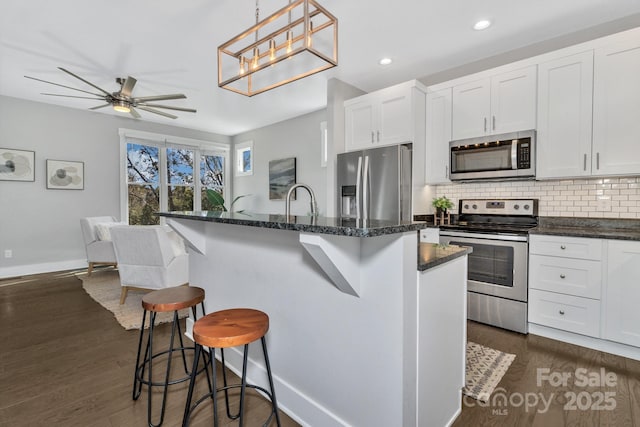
[356,156,363,219]
[363,155,370,221]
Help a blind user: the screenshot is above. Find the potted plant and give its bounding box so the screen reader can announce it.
[432,196,454,217]
[205,189,248,212]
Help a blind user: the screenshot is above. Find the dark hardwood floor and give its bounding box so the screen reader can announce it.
[1,270,639,426]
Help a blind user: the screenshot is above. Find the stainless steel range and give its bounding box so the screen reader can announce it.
[439,199,538,334]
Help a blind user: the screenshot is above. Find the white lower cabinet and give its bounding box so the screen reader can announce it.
[530,235,640,351]
[604,240,640,347]
[529,235,603,338]
[529,289,601,337]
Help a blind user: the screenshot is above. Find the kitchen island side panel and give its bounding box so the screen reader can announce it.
[187,221,417,427]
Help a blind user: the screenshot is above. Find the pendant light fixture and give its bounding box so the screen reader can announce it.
[218,0,338,96]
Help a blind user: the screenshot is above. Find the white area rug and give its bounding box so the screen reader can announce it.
[464,341,516,402]
[77,269,188,330]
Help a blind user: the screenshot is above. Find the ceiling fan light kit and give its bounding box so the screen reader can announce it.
[218,0,338,96]
[24,67,196,120]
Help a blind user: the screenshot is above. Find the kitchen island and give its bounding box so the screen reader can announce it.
[159,211,470,427]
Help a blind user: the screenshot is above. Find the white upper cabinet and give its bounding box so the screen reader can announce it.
[592,38,640,176]
[536,51,594,179]
[604,240,640,347]
[344,81,424,152]
[452,66,537,140]
[425,88,452,184]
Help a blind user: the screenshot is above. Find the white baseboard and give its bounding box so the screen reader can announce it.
[0,259,88,280]
[212,346,350,427]
[529,323,640,361]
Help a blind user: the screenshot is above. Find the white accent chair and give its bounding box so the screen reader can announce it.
[80,216,119,276]
[110,225,189,304]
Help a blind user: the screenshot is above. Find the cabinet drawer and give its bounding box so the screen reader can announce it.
[529,255,602,299]
[529,235,602,260]
[529,289,600,337]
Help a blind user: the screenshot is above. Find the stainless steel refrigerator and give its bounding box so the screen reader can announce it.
[337,143,412,222]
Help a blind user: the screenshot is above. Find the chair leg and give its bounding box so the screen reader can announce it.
[88,262,94,276]
[120,287,129,305]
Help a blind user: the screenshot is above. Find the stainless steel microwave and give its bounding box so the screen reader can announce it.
[449,130,535,181]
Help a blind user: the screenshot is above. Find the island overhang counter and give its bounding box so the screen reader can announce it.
[159,211,470,427]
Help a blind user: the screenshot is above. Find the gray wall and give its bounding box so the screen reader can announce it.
[0,95,229,278]
[231,109,328,216]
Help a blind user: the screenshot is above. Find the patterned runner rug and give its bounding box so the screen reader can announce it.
[76,269,188,330]
[464,341,516,402]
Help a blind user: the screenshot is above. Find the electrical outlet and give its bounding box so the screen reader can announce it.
[597,196,611,212]
[4,249,12,258]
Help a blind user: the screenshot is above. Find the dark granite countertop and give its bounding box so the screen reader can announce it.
[531,217,640,241]
[418,243,472,271]
[158,211,428,237]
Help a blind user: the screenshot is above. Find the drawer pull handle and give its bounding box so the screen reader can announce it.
[560,274,566,279]
[559,310,565,315]
[560,245,566,250]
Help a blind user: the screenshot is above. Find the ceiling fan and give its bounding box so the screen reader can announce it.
[24,67,196,119]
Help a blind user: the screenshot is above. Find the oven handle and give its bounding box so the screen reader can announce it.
[440,230,528,242]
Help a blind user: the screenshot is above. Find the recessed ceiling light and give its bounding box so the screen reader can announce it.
[379,58,393,66]
[473,20,492,31]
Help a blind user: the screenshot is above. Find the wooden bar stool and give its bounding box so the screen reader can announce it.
[182,308,281,427]
[133,286,207,427]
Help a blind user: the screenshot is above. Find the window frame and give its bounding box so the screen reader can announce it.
[235,140,253,176]
[119,128,230,224]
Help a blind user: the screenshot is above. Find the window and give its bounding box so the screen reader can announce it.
[120,129,230,225]
[235,140,253,176]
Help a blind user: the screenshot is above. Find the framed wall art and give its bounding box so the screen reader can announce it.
[269,157,296,200]
[46,159,84,190]
[0,148,35,182]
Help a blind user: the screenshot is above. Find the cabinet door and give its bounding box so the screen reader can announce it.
[536,52,593,179]
[378,90,412,145]
[604,240,640,347]
[593,39,640,176]
[425,88,452,184]
[452,79,490,139]
[345,100,376,151]
[490,66,537,134]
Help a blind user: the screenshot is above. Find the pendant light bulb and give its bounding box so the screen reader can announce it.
[239,56,246,76]
[269,39,276,61]
[286,30,293,54]
[252,47,260,70]
[307,21,313,47]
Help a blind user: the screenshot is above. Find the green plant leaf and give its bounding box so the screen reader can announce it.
[206,189,227,212]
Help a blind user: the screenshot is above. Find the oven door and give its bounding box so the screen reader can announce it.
[439,231,528,302]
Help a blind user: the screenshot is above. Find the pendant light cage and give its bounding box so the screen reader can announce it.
[218,0,338,96]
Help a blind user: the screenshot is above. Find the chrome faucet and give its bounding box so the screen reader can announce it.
[286,183,318,218]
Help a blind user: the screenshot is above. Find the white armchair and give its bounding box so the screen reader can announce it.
[110,225,189,304]
[80,216,119,276]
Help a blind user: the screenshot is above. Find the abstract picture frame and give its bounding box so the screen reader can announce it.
[0,148,35,182]
[269,157,296,200]
[46,159,84,190]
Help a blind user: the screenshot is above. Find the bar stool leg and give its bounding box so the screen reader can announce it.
[133,309,149,400]
[182,344,201,427]
[262,336,282,427]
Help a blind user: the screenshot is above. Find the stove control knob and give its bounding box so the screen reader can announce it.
[524,204,530,210]
[464,204,469,210]
[514,204,520,210]
[472,204,477,210]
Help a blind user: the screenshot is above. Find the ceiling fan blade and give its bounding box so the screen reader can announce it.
[137,106,178,119]
[89,103,111,110]
[133,94,186,102]
[120,76,137,98]
[58,67,112,97]
[24,75,104,97]
[136,103,197,113]
[41,93,106,100]
[129,107,142,119]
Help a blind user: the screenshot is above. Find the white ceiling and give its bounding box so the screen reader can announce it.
[1,0,640,136]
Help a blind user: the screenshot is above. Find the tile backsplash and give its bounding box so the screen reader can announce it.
[434,177,640,219]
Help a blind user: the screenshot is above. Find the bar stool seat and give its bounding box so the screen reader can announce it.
[134,286,207,427]
[183,308,281,427]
